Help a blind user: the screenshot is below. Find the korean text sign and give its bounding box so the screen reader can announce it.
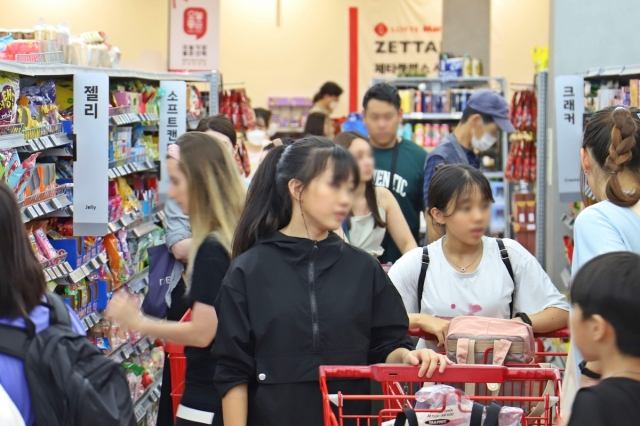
[159,81,187,200]
[169,0,220,71]
[554,75,584,202]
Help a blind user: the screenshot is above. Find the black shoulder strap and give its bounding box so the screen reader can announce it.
[417,246,429,312]
[496,238,516,318]
[393,408,419,426]
[45,291,72,327]
[484,401,502,426]
[470,402,485,426]
[0,323,30,360]
[388,140,400,191]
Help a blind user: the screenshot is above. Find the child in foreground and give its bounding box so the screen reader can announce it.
[568,251,640,426]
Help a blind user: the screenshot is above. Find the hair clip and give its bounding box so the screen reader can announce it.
[272,138,283,146]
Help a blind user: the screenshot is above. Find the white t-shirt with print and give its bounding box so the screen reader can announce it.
[388,237,569,348]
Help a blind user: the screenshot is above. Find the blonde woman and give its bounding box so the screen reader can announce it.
[108,132,245,426]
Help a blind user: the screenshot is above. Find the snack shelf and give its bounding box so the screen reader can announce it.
[53,251,109,285]
[18,132,72,153]
[108,335,153,363]
[20,183,73,223]
[39,145,73,157]
[112,266,150,294]
[0,60,211,81]
[110,112,160,127]
[0,123,28,149]
[133,377,162,423]
[16,51,65,65]
[43,257,74,282]
[142,124,159,132]
[108,158,156,179]
[108,206,163,235]
[130,221,160,239]
[403,112,463,120]
[79,311,102,332]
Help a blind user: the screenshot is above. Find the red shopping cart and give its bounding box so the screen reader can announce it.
[407,328,570,365]
[320,364,562,426]
[165,309,192,420]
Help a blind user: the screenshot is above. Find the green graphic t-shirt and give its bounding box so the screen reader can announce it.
[372,138,427,263]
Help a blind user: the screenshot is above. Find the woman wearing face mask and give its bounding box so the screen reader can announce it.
[334,131,417,257]
[422,90,516,244]
[108,133,245,426]
[214,136,451,426]
[389,164,569,349]
[560,106,640,422]
[246,108,276,178]
[310,81,343,116]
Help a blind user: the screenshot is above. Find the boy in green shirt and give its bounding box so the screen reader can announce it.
[363,84,427,263]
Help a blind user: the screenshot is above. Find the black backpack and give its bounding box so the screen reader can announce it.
[0,292,136,426]
[417,238,516,317]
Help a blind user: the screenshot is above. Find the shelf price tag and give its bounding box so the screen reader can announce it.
[73,73,109,236]
[159,81,187,202]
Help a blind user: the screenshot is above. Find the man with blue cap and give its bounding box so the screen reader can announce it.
[423,89,516,244]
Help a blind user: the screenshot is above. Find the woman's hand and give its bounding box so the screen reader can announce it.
[106,293,143,331]
[412,314,451,347]
[403,349,453,378]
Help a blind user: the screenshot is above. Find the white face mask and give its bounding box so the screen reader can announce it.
[246,129,267,146]
[471,132,498,151]
[267,122,278,137]
[329,101,338,111]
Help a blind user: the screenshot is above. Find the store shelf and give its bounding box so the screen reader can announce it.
[133,378,162,423]
[110,111,159,126]
[108,158,156,179]
[20,184,73,223]
[0,59,210,81]
[79,311,102,331]
[108,335,153,363]
[130,221,160,238]
[43,261,75,282]
[560,213,575,232]
[0,124,26,149]
[403,112,463,120]
[373,76,501,86]
[53,251,109,285]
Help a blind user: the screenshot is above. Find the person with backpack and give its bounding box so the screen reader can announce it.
[567,252,640,426]
[108,132,245,426]
[213,136,451,426]
[388,165,568,349]
[560,106,640,421]
[0,183,135,426]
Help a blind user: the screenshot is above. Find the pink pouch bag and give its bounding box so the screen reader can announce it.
[445,316,536,395]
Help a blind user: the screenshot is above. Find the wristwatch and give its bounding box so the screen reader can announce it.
[579,361,602,380]
[515,312,532,326]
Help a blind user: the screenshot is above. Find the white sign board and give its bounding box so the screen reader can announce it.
[73,73,109,236]
[358,0,443,101]
[159,81,187,201]
[554,75,584,202]
[169,0,220,72]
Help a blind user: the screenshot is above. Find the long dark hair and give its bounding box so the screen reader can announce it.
[334,131,385,228]
[582,106,640,207]
[572,251,640,356]
[232,136,359,258]
[196,114,237,147]
[304,112,328,137]
[427,164,494,231]
[0,184,47,319]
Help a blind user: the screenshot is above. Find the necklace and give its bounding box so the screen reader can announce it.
[442,236,483,273]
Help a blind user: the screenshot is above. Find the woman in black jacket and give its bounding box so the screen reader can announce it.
[213,136,451,426]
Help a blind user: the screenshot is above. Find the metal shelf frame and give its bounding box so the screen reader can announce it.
[535,71,549,267]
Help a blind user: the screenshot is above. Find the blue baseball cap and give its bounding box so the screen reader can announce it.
[467,89,516,133]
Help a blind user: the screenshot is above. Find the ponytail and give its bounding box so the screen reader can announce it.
[313,92,322,103]
[232,145,290,259]
[231,136,359,259]
[605,107,640,207]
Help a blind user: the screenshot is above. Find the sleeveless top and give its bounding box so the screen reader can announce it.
[349,188,387,257]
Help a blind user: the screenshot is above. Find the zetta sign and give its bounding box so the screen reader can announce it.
[356,0,443,102]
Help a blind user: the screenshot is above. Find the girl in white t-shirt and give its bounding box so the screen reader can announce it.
[389,164,569,348]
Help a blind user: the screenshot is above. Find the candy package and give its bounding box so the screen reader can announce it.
[34,226,58,259]
[105,233,125,282]
[8,152,40,197]
[0,71,19,125]
[28,230,47,263]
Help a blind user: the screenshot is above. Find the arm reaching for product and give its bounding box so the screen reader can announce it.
[106,293,217,348]
[513,307,569,333]
[380,187,418,254]
[386,347,452,378]
[222,384,248,426]
[408,313,450,347]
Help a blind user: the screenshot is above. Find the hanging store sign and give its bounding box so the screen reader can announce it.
[73,73,109,236]
[159,81,187,201]
[554,75,584,202]
[169,0,220,72]
[351,0,443,109]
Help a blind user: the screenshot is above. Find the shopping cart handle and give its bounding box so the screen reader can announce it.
[407,327,570,340]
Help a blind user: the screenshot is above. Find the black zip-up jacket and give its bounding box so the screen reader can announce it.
[213,231,413,425]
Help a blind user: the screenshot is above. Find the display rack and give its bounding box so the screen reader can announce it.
[371,76,510,237]
[0,59,222,424]
[535,71,548,267]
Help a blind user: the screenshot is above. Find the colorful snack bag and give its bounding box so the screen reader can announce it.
[28,230,47,263]
[34,226,58,259]
[8,152,40,196]
[0,71,20,125]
